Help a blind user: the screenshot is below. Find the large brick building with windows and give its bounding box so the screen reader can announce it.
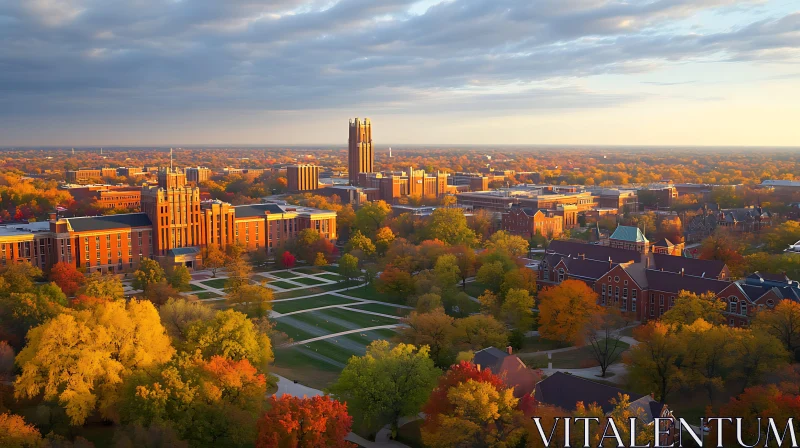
[0,167,337,274]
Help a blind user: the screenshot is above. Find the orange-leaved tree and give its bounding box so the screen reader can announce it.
[48,261,84,296]
[256,395,355,448]
[538,280,603,346]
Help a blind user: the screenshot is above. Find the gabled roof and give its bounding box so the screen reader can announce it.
[547,240,639,264]
[644,269,730,295]
[233,203,286,218]
[168,247,200,256]
[535,372,664,420]
[554,256,615,281]
[651,253,727,279]
[609,225,648,243]
[66,213,152,232]
[473,347,508,372]
[651,238,674,248]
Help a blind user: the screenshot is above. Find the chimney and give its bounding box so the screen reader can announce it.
[645,256,650,269]
[608,257,612,269]
[48,211,57,222]
[507,346,513,355]
[681,267,684,277]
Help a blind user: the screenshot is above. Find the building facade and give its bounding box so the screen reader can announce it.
[287,164,321,192]
[501,206,563,239]
[185,166,211,183]
[348,117,373,186]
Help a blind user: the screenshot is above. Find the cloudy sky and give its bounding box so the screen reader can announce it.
[1,0,798,146]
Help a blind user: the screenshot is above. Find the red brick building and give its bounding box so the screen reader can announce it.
[501,206,563,239]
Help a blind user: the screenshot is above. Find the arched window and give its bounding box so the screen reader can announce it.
[766,299,775,308]
[558,268,565,283]
[728,297,738,314]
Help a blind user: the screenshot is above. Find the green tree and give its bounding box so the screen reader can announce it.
[626,322,682,402]
[158,297,215,346]
[484,230,529,257]
[227,283,273,317]
[732,327,789,391]
[424,208,477,246]
[0,261,43,296]
[752,300,800,360]
[329,341,440,438]
[475,261,506,293]
[166,264,192,292]
[345,230,376,257]
[766,221,800,253]
[500,288,535,331]
[398,308,456,368]
[433,254,460,297]
[79,271,125,301]
[133,258,166,295]
[354,201,392,237]
[453,314,509,351]
[338,253,360,284]
[185,309,273,370]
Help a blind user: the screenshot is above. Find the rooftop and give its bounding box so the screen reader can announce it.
[0,221,51,237]
[610,225,648,243]
[65,213,152,232]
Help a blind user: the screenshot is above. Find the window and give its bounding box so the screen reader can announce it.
[659,295,664,305]
[650,294,655,304]
[632,290,637,299]
[614,276,620,283]
[729,297,738,314]
[624,280,628,286]
[558,269,565,283]
[623,288,628,299]
[632,298,637,312]
[766,299,775,308]
[608,276,611,282]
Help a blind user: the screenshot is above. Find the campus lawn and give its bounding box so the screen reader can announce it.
[292,276,327,286]
[305,339,363,365]
[272,294,360,314]
[317,273,342,282]
[316,307,400,328]
[269,280,302,290]
[189,283,206,292]
[341,328,397,345]
[269,270,298,279]
[549,341,630,369]
[464,281,490,298]
[282,311,351,334]
[273,283,346,299]
[194,291,221,300]
[271,320,317,342]
[292,266,327,275]
[519,335,571,353]
[346,302,412,317]
[200,278,228,289]
[338,283,396,302]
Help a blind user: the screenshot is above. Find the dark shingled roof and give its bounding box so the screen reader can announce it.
[645,269,730,295]
[651,253,727,279]
[66,213,152,232]
[534,372,646,414]
[550,255,615,281]
[473,347,508,373]
[547,240,640,264]
[233,203,285,218]
[651,238,674,248]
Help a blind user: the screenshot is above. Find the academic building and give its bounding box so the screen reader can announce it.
[0,168,336,273]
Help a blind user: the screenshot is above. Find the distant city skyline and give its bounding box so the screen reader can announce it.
[0,0,798,146]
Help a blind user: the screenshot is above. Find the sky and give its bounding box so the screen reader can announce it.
[0,0,798,147]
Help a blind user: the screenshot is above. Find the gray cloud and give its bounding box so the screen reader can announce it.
[0,0,797,119]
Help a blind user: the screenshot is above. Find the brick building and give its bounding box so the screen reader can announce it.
[185,166,211,183]
[358,167,452,202]
[287,164,321,192]
[501,206,563,239]
[348,117,374,186]
[67,185,142,210]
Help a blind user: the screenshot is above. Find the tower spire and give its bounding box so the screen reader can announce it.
[170,148,173,171]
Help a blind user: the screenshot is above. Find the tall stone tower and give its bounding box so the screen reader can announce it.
[348,118,373,186]
[141,168,203,256]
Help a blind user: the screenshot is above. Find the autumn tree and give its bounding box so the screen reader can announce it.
[374,226,395,256]
[678,319,737,400]
[451,245,477,290]
[398,308,456,368]
[203,244,227,277]
[699,232,744,273]
[158,297,215,346]
[415,292,443,313]
[14,299,175,425]
[166,264,192,292]
[281,251,296,269]
[79,271,125,301]
[338,253,360,284]
[753,300,800,360]
[421,361,524,448]
[329,341,440,438]
[765,220,800,253]
[626,322,682,402]
[0,341,14,380]
[499,267,537,297]
[354,200,391,237]
[732,327,789,391]
[256,395,354,448]
[586,308,627,377]
[313,252,328,266]
[433,253,460,299]
[225,255,253,291]
[120,354,267,447]
[0,282,67,340]
[538,280,603,345]
[227,283,274,317]
[0,261,43,295]
[48,262,85,296]
[501,288,536,331]
[185,308,273,369]
[660,290,726,327]
[345,230,376,257]
[453,314,509,351]
[475,261,506,293]
[0,412,42,448]
[424,208,477,246]
[715,386,800,447]
[484,230,529,257]
[132,258,166,295]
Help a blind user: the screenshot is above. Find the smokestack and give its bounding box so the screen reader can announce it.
[609,256,612,269]
[507,346,513,355]
[681,267,684,277]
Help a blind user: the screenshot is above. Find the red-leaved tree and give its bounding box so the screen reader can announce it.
[256,395,354,448]
[49,262,84,296]
[281,251,296,269]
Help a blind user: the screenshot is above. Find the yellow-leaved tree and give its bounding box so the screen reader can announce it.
[538,280,603,346]
[14,299,175,425]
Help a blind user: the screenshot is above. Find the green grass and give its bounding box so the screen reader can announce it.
[337,283,403,302]
[200,278,228,289]
[273,283,347,299]
[317,307,400,328]
[189,283,206,292]
[270,280,302,289]
[550,341,630,369]
[283,312,351,334]
[305,339,362,365]
[347,302,412,317]
[519,335,571,353]
[271,320,318,342]
[292,267,326,274]
[195,291,222,300]
[272,294,360,314]
[317,273,342,281]
[464,281,490,298]
[269,270,298,279]
[292,276,327,286]
[341,328,397,345]
[273,347,342,372]
[322,265,340,273]
[518,353,549,369]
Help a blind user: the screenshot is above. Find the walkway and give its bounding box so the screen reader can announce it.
[284,324,405,347]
